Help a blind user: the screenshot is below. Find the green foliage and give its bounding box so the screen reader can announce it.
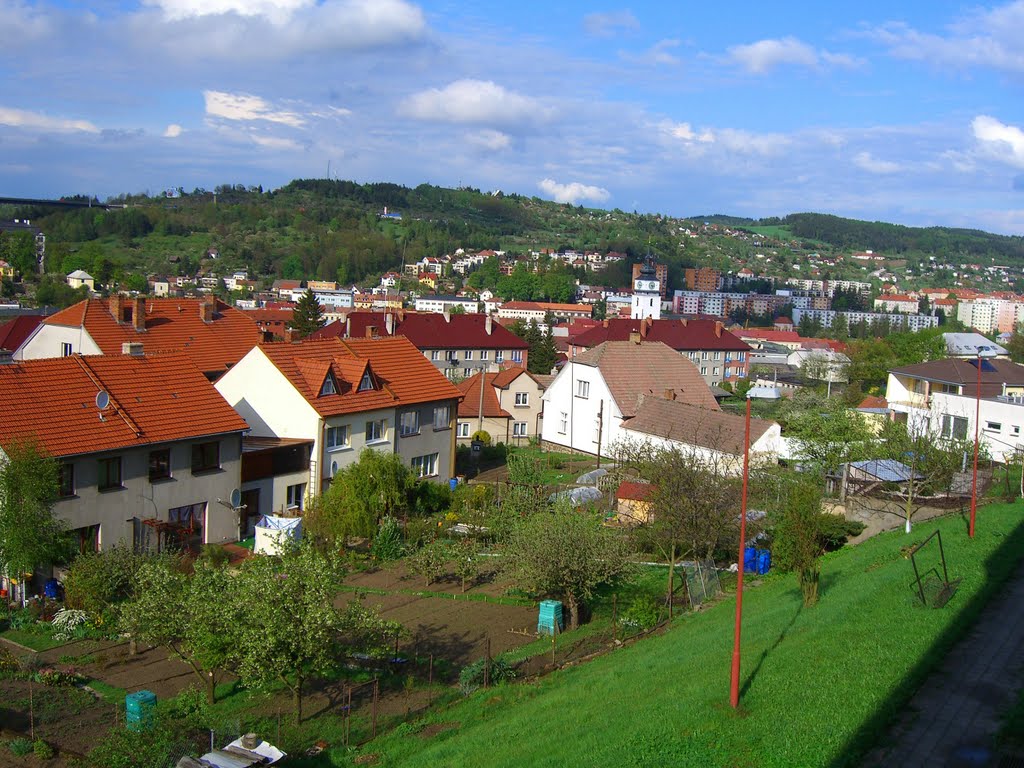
[779,390,873,476]
[406,539,453,586]
[0,439,65,586]
[769,475,827,606]
[35,274,89,308]
[291,287,325,338]
[80,719,185,768]
[63,546,163,624]
[453,539,481,592]
[196,543,230,568]
[370,515,405,562]
[6,738,33,757]
[471,430,491,446]
[458,657,515,695]
[305,449,416,543]
[33,738,54,760]
[620,596,660,630]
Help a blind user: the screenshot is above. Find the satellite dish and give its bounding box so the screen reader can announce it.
[230,488,242,508]
[95,391,110,410]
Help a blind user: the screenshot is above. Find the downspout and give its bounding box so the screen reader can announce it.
[314,416,325,499]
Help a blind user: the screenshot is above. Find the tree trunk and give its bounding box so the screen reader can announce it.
[206,670,216,705]
[293,675,303,723]
[666,543,676,620]
[905,517,912,534]
[566,593,580,630]
[128,637,137,656]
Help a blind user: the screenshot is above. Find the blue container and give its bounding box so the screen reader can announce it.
[743,546,757,573]
[44,578,61,600]
[537,600,564,635]
[449,478,458,491]
[125,690,157,731]
[756,549,771,575]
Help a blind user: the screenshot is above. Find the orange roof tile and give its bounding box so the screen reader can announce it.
[456,372,510,418]
[258,336,463,417]
[44,297,262,377]
[0,353,249,458]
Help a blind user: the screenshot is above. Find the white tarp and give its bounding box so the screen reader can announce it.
[548,486,603,507]
[254,515,302,556]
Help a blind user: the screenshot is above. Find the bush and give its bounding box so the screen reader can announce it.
[33,739,55,760]
[471,430,491,446]
[370,516,404,562]
[63,547,153,622]
[34,665,85,687]
[0,646,21,677]
[196,544,230,568]
[6,738,33,757]
[620,597,660,631]
[82,722,184,768]
[818,515,867,550]
[52,607,89,641]
[458,657,514,695]
[162,686,211,730]
[8,607,35,630]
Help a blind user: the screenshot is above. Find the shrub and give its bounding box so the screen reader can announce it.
[162,686,211,730]
[34,665,85,687]
[620,597,660,631]
[196,544,230,569]
[0,646,21,676]
[81,721,184,768]
[370,516,404,562]
[52,607,90,641]
[7,738,33,757]
[33,739,55,760]
[8,607,35,630]
[458,657,514,695]
[818,515,867,550]
[471,430,491,446]
[406,539,453,586]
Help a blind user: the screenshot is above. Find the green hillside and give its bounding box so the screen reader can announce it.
[353,505,1024,768]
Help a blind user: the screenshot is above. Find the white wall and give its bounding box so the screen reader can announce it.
[618,424,782,476]
[541,361,624,456]
[18,325,103,360]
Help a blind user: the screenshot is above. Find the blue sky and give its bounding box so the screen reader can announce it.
[1,0,1022,234]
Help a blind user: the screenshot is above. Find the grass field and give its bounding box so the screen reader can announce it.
[355,503,1024,768]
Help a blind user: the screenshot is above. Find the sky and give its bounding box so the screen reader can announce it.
[1,0,1023,234]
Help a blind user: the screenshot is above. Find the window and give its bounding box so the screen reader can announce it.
[365,419,386,442]
[495,352,504,364]
[358,370,375,391]
[1014,426,1021,437]
[940,414,969,440]
[73,525,99,554]
[511,350,523,363]
[576,380,590,399]
[431,350,441,360]
[433,405,450,430]
[714,351,721,360]
[457,422,471,438]
[148,449,171,481]
[58,462,75,497]
[286,483,305,510]
[411,452,439,478]
[985,421,1002,432]
[515,392,529,407]
[700,366,708,376]
[559,412,568,434]
[326,425,350,450]
[713,367,720,376]
[98,457,122,491]
[319,375,337,396]
[400,410,420,436]
[191,441,220,472]
[480,350,490,361]
[513,422,528,437]
[61,342,73,357]
[447,350,458,361]
[444,368,457,379]
[701,351,709,360]
[464,350,474,361]
[738,352,746,362]
[725,367,733,378]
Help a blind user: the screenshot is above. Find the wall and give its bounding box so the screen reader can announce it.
[393,399,458,481]
[540,361,623,457]
[18,325,103,360]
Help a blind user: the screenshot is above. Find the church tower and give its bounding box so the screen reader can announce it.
[631,255,661,320]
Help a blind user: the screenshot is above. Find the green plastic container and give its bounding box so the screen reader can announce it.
[125,689,157,731]
[537,600,564,635]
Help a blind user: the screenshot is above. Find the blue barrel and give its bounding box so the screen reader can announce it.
[449,477,458,491]
[44,578,61,599]
[756,550,771,575]
[537,600,564,635]
[743,546,757,572]
[125,690,157,730]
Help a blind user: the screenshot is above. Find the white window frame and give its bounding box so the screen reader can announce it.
[431,350,441,360]
[480,350,490,361]
[411,452,439,478]
[400,409,420,436]
[326,425,350,450]
[559,412,568,434]
[457,422,471,438]
[576,380,590,399]
[496,352,504,364]
[286,483,305,510]
[513,421,528,437]
[61,342,73,357]
[515,392,529,407]
[365,419,386,443]
[985,421,1002,433]
[511,350,523,363]
[433,405,450,430]
[464,350,473,361]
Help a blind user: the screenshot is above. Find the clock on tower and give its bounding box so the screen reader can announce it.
[631,256,661,320]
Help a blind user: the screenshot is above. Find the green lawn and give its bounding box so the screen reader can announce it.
[0,627,65,652]
[353,503,1024,768]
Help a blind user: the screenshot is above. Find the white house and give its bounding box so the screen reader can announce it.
[541,340,719,457]
[66,270,95,291]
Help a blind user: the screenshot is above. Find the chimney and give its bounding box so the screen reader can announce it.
[109,294,125,323]
[639,320,648,339]
[122,342,144,357]
[443,309,451,323]
[663,388,676,401]
[485,314,493,335]
[385,313,394,335]
[284,327,296,343]
[0,350,13,365]
[200,294,216,323]
[132,297,146,332]
[715,321,723,338]
[629,331,641,344]
[365,325,377,338]
[398,309,405,322]
[680,318,688,327]
[603,319,609,328]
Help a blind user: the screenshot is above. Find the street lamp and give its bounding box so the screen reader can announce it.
[731,385,781,709]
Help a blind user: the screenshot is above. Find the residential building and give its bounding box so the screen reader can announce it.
[455,368,547,444]
[18,296,263,379]
[414,295,481,314]
[886,358,1024,462]
[943,333,1008,359]
[541,340,719,457]
[310,311,529,380]
[0,353,249,569]
[0,315,43,357]
[873,295,921,313]
[497,302,593,323]
[0,259,13,279]
[568,318,751,386]
[684,267,722,292]
[791,307,938,332]
[66,270,95,291]
[737,329,804,351]
[215,336,463,495]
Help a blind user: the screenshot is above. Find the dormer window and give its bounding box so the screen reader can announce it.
[320,374,337,396]
[358,370,375,392]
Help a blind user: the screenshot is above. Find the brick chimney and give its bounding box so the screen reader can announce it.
[0,350,13,365]
[680,318,688,327]
[663,388,676,401]
[109,294,125,323]
[602,319,609,328]
[715,321,723,338]
[284,327,296,343]
[442,309,451,323]
[122,342,144,356]
[131,297,146,332]
[629,331,641,344]
[365,325,377,338]
[200,294,216,323]
[640,319,649,338]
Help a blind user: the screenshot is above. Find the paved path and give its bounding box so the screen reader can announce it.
[862,564,1024,767]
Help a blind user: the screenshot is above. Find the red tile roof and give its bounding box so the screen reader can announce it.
[258,336,463,417]
[456,372,510,418]
[0,315,43,353]
[623,396,775,456]
[310,311,528,351]
[0,353,248,458]
[571,341,720,416]
[572,318,750,352]
[44,298,262,377]
[858,395,888,410]
[616,481,653,502]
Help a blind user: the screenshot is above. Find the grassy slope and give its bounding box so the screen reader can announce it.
[361,504,1024,768]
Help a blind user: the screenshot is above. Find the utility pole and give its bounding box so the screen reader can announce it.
[595,400,604,468]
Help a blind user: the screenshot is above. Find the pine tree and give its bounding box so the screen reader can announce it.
[529,328,559,375]
[291,288,325,339]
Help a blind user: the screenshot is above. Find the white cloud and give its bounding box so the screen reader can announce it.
[204,90,305,127]
[537,178,610,205]
[628,39,682,66]
[163,123,183,138]
[250,133,302,150]
[726,37,859,74]
[466,129,511,151]
[143,0,313,22]
[661,120,714,144]
[658,120,787,156]
[853,151,902,174]
[869,2,1024,74]
[0,106,98,133]
[399,80,550,127]
[583,10,639,38]
[972,115,1024,168]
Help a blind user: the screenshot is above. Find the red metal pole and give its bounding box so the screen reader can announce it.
[970,354,980,538]
[730,395,752,709]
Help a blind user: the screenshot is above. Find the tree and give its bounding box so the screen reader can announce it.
[765,472,826,607]
[780,390,873,476]
[119,558,237,703]
[529,327,559,375]
[0,440,66,605]
[501,503,634,629]
[291,288,325,339]
[406,539,453,586]
[305,449,416,543]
